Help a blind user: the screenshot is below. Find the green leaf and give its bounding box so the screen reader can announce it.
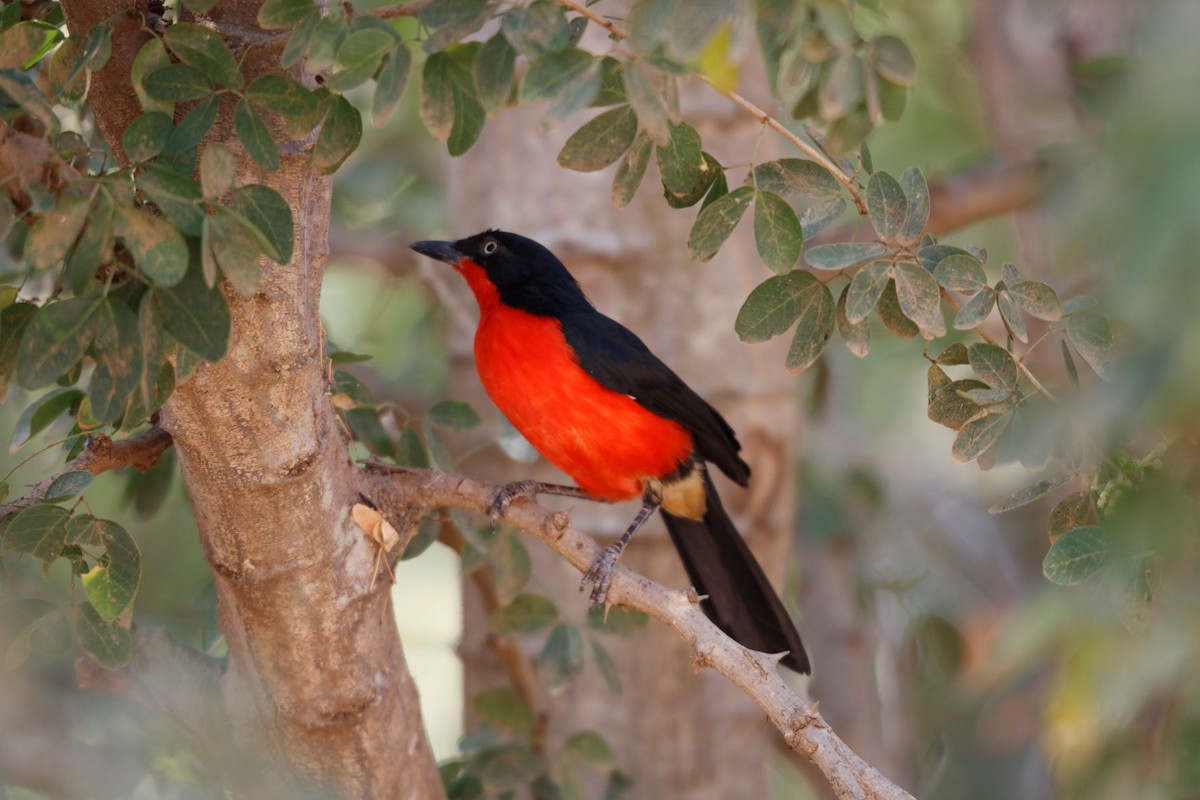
[918,243,971,271]
[114,207,188,286]
[1061,295,1096,316]
[876,279,919,337]
[953,286,995,329]
[401,513,439,560]
[892,261,944,337]
[785,279,834,374]
[428,399,481,430]
[10,387,83,450]
[927,367,986,429]
[753,191,803,273]
[622,60,670,147]
[996,289,1028,343]
[819,51,863,121]
[747,158,841,199]
[936,343,970,365]
[563,731,617,770]
[1062,338,1079,390]
[81,519,139,621]
[373,46,412,127]
[1048,491,1094,542]
[90,299,143,423]
[500,1,571,58]
[1066,310,1113,379]
[235,184,294,264]
[951,408,1012,463]
[1042,526,1107,585]
[16,297,98,389]
[44,470,92,501]
[235,99,280,171]
[591,637,622,694]
[870,35,917,86]
[612,130,653,209]
[151,265,230,362]
[258,0,317,29]
[687,185,754,261]
[845,260,889,324]
[899,167,929,243]
[122,112,174,163]
[804,242,888,271]
[538,622,584,691]
[163,95,219,156]
[0,21,59,70]
[521,47,596,103]
[558,106,638,172]
[734,271,811,343]
[866,171,907,241]
[163,23,242,89]
[327,28,394,91]
[664,152,721,209]
[136,165,205,237]
[446,82,485,157]
[969,343,1018,390]
[143,64,213,101]
[313,95,362,174]
[0,70,57,135]
[3,504,69,561]
[0,302,36,398]
[73,601,131,669]
[1007,280,1062,321]
[204,213,262,297]
[199,143,235,198]
[246,73,320,118]
[473,688,535,740]
[933,253,986,294]
[489,593,558,634]
[800,196,847,239]
[988,474,1072,514]
[656,122,703,195]
[131,38,173,115]
[481,745,544,792]
[591,56,625,106]
[487,528,531,606]
[475,33,515,113]
[26,195,89,270]
[835,283,869,358]
[420,0,493,52]
[585,607,649,636]
[344,407,392,456]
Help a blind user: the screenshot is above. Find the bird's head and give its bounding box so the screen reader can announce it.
[410,230,589,316]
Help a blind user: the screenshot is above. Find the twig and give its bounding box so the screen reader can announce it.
[548,0,868,214]
[0,427,173,522]
[364,1,430,21]
[361,466,917,800]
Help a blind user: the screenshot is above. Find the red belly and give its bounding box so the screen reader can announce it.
[473,304,693,501]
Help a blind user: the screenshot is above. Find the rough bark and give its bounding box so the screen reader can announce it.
[436,87,805,795]
[58,2,443,795]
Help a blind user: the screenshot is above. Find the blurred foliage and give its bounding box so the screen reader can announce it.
[0,0,1195,798]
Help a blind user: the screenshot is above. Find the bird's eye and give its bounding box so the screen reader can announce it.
[482,239,498,255]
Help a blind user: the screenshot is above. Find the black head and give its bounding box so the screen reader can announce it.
[411,230,592,316]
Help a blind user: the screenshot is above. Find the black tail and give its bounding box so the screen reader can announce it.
[660,473,810,674]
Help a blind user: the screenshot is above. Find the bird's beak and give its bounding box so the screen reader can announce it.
[410,240,463,266]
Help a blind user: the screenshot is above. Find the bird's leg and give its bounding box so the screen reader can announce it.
[581,486,663,607]
[486,480,594,530]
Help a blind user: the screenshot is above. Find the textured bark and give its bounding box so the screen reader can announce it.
[59,2,442,796]
[438,90,805,795]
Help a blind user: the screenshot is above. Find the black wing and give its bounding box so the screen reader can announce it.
[559,308,750,486]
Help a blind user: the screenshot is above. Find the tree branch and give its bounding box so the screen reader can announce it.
[1,427,173,522]
[361,466,916,800]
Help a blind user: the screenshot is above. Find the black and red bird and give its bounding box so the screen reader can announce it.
[411,230,810,674]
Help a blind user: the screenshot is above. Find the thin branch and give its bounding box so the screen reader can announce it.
[940,291,1058,400]
[549,0,868,214]
[364,1,431,21]
[362,466,916,800]
[0,427,173,522]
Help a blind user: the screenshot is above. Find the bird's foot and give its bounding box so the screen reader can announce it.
[580,544,623,607]
[485,480,540,531]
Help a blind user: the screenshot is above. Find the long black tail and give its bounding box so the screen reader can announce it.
[660,473,810,674]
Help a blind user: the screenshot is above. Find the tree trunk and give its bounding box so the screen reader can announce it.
[60,2,443,795]
[441,92,806,795]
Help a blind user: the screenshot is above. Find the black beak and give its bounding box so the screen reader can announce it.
[410,240,463,265]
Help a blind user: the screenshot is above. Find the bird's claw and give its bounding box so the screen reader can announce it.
[485,480,539,532]
[580,544,622,607]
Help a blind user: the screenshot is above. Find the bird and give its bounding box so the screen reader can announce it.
[411,230,810,674]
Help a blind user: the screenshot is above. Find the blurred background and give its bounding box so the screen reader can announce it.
[2,0,1199,798]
